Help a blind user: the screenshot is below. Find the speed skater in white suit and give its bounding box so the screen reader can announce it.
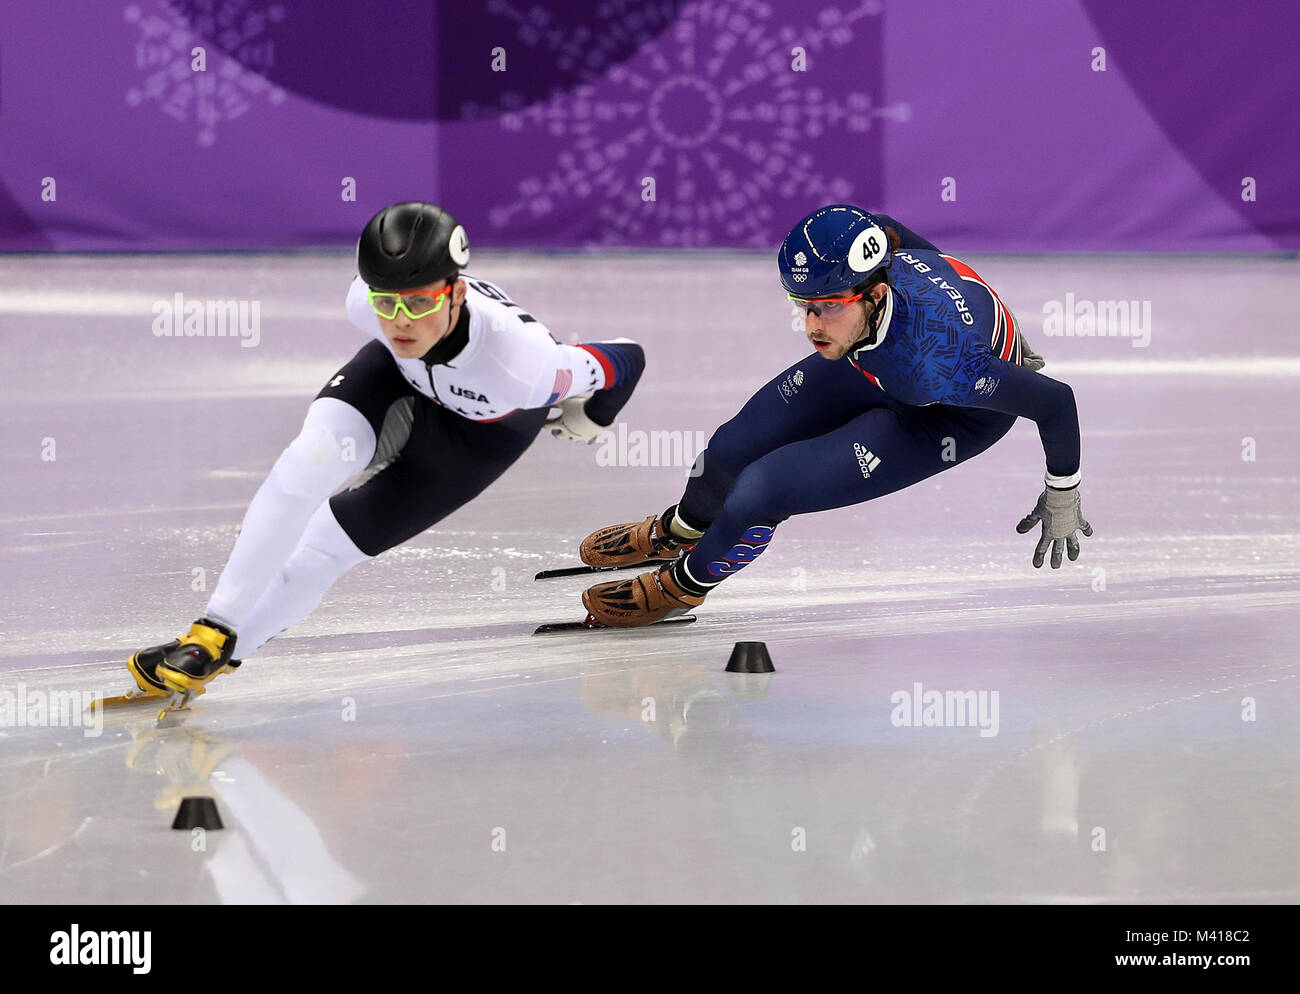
[123,201,645,701]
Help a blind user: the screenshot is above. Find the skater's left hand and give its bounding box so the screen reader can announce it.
[547,394,609,444]
[1017,485,1093,568]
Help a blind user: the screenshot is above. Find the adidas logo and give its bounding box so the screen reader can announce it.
[854,442,880,479]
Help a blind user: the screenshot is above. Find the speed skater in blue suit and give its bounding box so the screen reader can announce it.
[577,205,1092,628]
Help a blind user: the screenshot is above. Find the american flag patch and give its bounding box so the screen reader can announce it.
[546,368,573,406]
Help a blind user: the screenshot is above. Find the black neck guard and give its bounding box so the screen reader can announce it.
[854,294,885,350]
[420,304,470,366]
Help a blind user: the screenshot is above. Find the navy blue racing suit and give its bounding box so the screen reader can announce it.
[675,217,1080,587]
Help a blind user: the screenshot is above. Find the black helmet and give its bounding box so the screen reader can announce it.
[357,201,469,290]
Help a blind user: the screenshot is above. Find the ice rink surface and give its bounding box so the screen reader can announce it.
[1,252,1297,903]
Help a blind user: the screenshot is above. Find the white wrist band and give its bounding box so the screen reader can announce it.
[1044,469,1081,489]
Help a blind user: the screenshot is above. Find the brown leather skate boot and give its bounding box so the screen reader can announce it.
[582,561,707,628]
[580,505,702,567]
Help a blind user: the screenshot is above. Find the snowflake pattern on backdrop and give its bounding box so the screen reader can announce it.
[468,0,909,247]
[124,1,286,146]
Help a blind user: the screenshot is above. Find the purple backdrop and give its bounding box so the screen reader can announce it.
[0,0,1295,252]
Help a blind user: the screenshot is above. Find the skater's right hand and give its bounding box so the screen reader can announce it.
[1016,485,1093,569]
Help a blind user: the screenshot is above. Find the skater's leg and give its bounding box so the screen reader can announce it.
[199,398,373,632]
[675,351,888,531]
[233,404,550,656]
[203,340,412,633]
[679,405,1018,589]
[578,354,892,567]
[582,404,1017,626]
[233,501,370,657]
[125,342,417,694]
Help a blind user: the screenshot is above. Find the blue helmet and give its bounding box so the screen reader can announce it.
[778,204,891,298]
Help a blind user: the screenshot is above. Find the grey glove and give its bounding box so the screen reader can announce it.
[1016,485,1092,568]
[1015,325,1045,370]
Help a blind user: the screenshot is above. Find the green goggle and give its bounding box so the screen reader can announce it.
[367,286,452,320]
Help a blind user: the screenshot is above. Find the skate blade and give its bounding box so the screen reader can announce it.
[90,689,170,711]
[534,560,677,581]
[533,614,697,635]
